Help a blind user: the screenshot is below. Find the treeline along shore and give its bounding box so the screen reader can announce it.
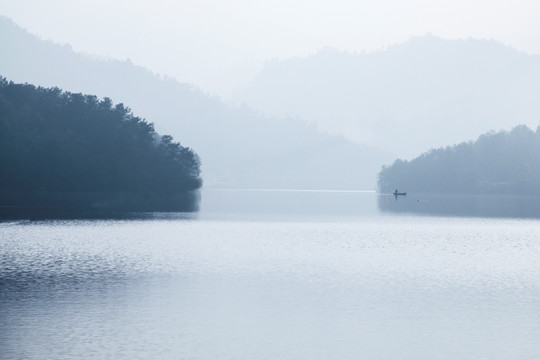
[378,125,540,195]
[0,77,202,213]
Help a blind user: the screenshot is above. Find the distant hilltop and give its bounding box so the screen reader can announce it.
[0,77,201,212]
[238,35,540,159]
[378,125,540,195]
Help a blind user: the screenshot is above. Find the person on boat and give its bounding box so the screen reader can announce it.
[393,189,406,196]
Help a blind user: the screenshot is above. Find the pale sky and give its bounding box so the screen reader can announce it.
[1,0,539,97]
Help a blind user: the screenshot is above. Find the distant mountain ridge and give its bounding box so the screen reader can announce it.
[0,16,391,189]
[238,35,540,159]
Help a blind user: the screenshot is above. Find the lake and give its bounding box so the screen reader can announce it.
[1,189,539,359]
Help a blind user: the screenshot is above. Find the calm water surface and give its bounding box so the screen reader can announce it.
[1,189,539,359]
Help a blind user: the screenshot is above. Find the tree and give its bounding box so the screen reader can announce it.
[0,77,202,211]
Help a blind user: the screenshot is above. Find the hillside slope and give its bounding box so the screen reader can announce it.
[378,125,540,194]
[0,16,390,189]
[239,35,540,159]
[0,78,201,211]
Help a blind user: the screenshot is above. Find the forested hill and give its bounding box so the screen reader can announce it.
[0,78,201,211]
[378,125,540,195]
[0,17,392,190]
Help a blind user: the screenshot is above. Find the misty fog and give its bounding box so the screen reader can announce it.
[238,36,540,159]
[0,17,392,190]
[3,16,539,190]
[3,2,540,360]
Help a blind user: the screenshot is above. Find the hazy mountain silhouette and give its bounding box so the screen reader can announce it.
[239,35,540,159]
[0,17,391,189]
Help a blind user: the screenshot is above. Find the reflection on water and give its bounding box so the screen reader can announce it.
[4,188,540,221]
[378,193,540,218]
[1,190,540,359]
[0,191,201,220]
[199,188,378,220]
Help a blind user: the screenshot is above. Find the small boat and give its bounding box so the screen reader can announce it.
[393,190,407,196]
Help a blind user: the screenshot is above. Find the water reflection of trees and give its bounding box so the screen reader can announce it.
[378,193,540,218]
